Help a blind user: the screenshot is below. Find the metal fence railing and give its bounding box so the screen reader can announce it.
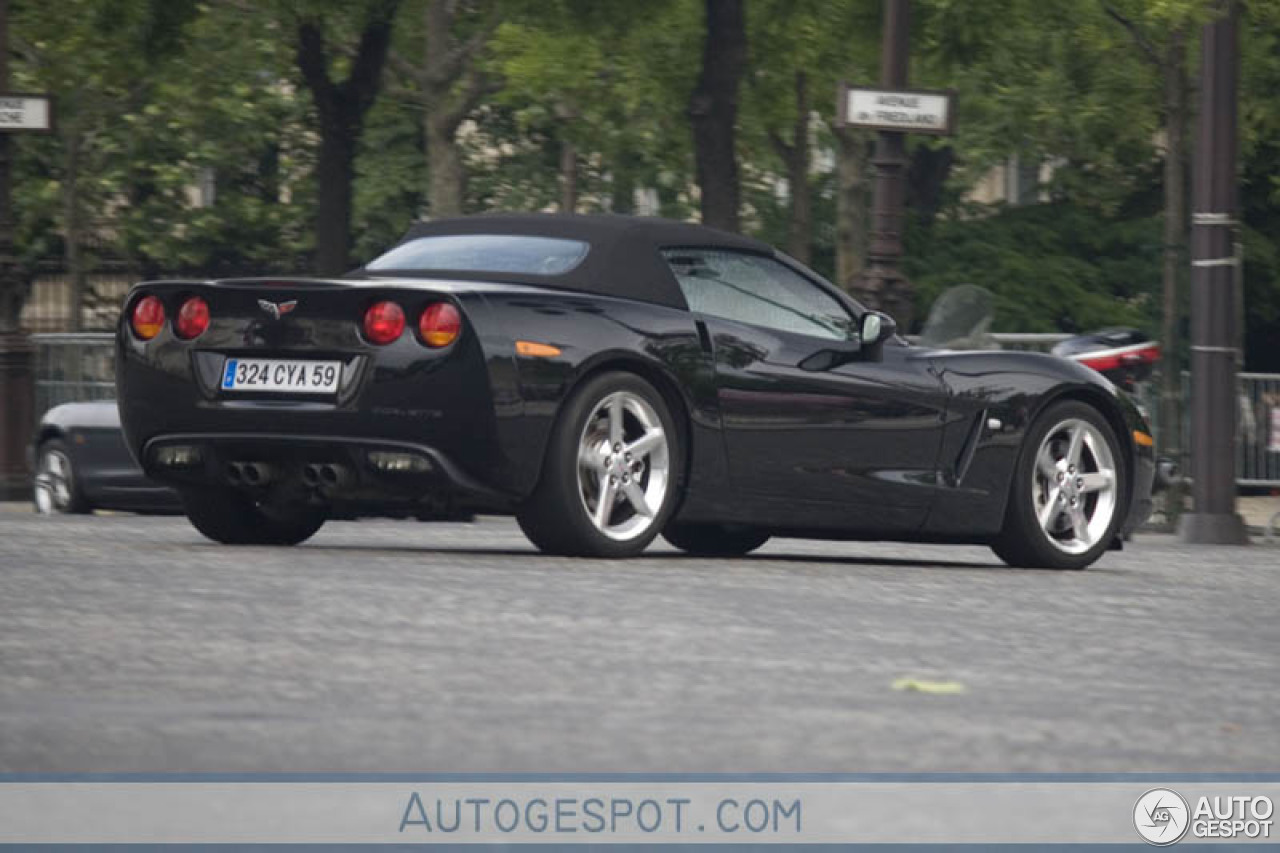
[31,332,116,420]
[904,333,1071,351]
[1135,372,1280,488]
[986,332,1072,351]
[1236,372,1280,487]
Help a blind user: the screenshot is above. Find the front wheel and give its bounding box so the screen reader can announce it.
[181,487,326,546]
[517,371,681,557]
[992,400,1125,570]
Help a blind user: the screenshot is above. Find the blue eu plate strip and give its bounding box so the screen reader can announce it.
[222,359,238,389]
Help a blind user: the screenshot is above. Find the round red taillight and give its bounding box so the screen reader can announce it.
[130,295,165,340]
[418,302,461,348]
[363,301,405,345]
[175,296,210,340]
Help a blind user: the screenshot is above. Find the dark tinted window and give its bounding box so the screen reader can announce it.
[367,234,590,275]
[663,249,855,341]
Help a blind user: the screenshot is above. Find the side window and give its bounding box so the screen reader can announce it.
[662,249,856,341]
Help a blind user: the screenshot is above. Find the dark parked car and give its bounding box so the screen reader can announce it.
[32,401,179,515]
[116,214,1154,569]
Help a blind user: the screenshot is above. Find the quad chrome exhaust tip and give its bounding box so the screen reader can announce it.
[302,463,351,488]
[225,461,275,486]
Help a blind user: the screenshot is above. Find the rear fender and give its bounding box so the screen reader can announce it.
[478,290,719,504]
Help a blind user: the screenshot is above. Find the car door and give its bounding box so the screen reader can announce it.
[664,248,949,531]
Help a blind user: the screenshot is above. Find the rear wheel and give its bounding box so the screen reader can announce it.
[181,487,326,546]
[517,371,680,557]
[992,400,1125,570]
[663,522,770,557]
[32,439,91,515]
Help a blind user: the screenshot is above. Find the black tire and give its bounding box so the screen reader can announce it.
[517,371,682,557]
[662,522,770,556]
[32,439,92,515]
[992,400,1126,570]
[181,487,326,546]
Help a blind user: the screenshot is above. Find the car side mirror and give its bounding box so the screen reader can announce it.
[798,312,897,372]
[859,311,897,361]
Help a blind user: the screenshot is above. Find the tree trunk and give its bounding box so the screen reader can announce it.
[426,111,465,217]
[560,138,578,214]
[688,0,746,232]
[1160,27,1189,518]
[786,72,811,264]
[295,5,398,275]
[834,126,871,291]
[0,269,24,332]
[609,161,635,214]
[0,127,26,332]
[906,144,955,226]
[62,133,85,332]
[313,131,356,275]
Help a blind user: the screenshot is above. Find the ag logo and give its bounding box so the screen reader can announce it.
[1134,788,1190,846]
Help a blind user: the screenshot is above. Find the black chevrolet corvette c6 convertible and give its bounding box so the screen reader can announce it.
[116,213,1154,568]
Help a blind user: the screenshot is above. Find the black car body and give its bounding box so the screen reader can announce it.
[32,401,179,514]
[116,214,1154,567]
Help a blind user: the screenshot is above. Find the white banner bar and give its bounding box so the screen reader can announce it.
[0,781,1276,845]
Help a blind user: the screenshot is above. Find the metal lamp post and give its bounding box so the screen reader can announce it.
[1178,0,1249,545]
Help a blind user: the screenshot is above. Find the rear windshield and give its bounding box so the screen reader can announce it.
[366,234,590,276]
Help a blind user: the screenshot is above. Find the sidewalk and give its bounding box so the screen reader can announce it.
[1239,494,1280,535]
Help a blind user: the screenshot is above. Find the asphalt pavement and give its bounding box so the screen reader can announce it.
[0,508,1276,773]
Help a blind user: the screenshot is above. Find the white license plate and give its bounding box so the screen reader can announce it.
[220,358,342,394]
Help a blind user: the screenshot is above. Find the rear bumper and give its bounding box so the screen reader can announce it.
[142,433,517,514]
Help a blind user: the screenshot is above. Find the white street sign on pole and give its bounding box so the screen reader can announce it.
[838,85,954,135]
[0,94,52,132]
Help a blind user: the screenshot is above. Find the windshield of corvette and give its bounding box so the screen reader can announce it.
[663,248,856,341]
[366,234,591,275]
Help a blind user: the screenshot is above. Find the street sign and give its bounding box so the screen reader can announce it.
[0,94,52,132]
[837,85,954,135]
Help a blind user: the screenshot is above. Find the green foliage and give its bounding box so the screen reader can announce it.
[1,0,1277,369]
[353,96,426,259]
[904,203,1161,334]
[477,0,701,212]
[917,0,1167,212]
[115,6,315,273]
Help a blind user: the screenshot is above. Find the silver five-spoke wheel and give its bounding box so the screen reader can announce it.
[32,439,91,516]
[33,446,76,514]
[577,391,670,541]
[1032,417,1117,555]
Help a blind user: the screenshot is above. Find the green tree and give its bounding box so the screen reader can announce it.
[481,0,699,216]
[292,0,401,274]
[113,4,314,276]
[741,0,878,270]
[689,0,746,231]
[385,0,501,219]
[10,0,198,328]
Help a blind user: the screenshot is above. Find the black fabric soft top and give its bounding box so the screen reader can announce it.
[362,213,774,309]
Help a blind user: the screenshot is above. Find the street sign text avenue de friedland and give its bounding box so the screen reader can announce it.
[0,94,52,132]
[838,85,955,136]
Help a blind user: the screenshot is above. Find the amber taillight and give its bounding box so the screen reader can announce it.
[130,295,165,340]
[418,302,461,348]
